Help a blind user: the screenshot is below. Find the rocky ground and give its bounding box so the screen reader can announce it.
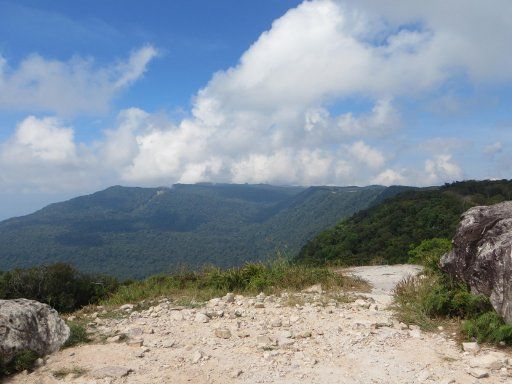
[6,265,512,384]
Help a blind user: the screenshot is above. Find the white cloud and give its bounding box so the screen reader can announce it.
[1,116,76,163]
[483,141,503,156]
[347,141,385,169]
[424,154,462,184]
[0,45,158,115]
[372,169,406,186]
[2,0,512,200]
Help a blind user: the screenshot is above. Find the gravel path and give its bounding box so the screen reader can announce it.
[7,265,511,384]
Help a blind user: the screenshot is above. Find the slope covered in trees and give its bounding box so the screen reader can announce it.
[0,183,402,278]
[295,180,512,266]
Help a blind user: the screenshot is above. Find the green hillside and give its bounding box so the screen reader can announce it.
[295,180,512,266]
[0,183,401,279]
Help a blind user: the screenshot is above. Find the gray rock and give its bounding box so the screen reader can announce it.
[0,299,70,364]
[440,202,512,323]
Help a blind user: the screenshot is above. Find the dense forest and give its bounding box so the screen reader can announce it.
[295,180,512,266]
[0,183,403,279]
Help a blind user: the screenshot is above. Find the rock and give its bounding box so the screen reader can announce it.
[468,368,489,379]
[303,284,323,294]
[270,319,282,328]
[191,350,203,364]
[107,335,123,343]
[254,303,265,309]
[462,342,480,354]
[127,327,144,338]
[230,369,243,378]
[194,312,210,323]
[0,299,70,364]
[224,293,235,303]
[162,339,175,348]
[354,299,371,309]
[126,339,144,347]
[440,202,512,323]
[214,328,231,339]
[469,352,508,370]
[119,304,134,311]
[90,366,132,378]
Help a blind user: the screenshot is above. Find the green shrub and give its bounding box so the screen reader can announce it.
[0,263,119,313]
[462,312,512,344]
[63,322,90,348]
[407,238,452,274]
[0,350,39,376]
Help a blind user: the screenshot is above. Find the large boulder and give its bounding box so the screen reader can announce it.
[440,201,512,323]
[0,299,70,363]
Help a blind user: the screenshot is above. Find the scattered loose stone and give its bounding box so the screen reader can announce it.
[214,328,232,339]
[468,368,489,379]
[194,313,210,323]
[462,342,480,354]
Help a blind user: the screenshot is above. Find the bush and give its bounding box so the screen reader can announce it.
[0,263,119,313]
[462,312,512,344]
[0,350,39,376]
[63,321,90,348]
[394,237,509,346]
[407,238,452,274]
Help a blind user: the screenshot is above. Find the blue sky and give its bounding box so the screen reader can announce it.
[0,0,511,219]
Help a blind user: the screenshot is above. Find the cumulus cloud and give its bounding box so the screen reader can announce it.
[424,154,463,184]
[0,45,158,115]
[1,0,512,199]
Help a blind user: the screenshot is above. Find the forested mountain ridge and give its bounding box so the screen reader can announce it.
[0,183,403,279]
[295,179,512,266]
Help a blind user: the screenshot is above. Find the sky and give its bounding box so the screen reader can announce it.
[0,0,511,219]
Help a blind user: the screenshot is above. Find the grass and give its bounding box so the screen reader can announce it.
[63,321,91,348]
[393,269,512,346]
[53,366,88,379]
[0,350,39,376]
[101,260,367,306]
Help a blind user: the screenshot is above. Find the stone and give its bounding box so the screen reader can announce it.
[119,304,134,311]
[191,350,203,364]
[254,303,265,309]
[127,339,144,347]
[440,202,512,323]
[194,312,210,323]
[303,284,323,294]
[90,366,132,378]
[214,328,231,339]
[270,319,282,328]
[468,368,489,379]
[224,293,235,303]
[162,339,175,348]
[0,299,70,364]
[469,352,508,370]
[462,342,480,354]
[231,369,243,378]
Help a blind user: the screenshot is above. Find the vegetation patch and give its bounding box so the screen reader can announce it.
[53,366,88,380]
[0,350,39,376]
[102,259,367,306]
[63,321,91,348]
[393,238,512,346]
[0,263,118,313]
[297,180,512,266]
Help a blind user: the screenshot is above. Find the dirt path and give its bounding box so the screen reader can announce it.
[7,265,511,384]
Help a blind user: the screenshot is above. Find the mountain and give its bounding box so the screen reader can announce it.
[0,183,404,279]
[295,180,512,266]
